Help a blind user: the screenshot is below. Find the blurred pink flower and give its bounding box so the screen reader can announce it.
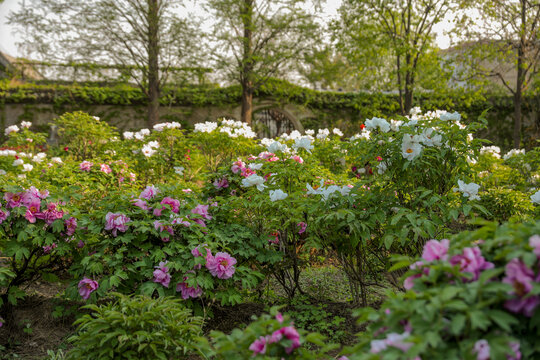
[79,161,93,171]
[449,247,494,281]
[176,277,203,299]
[473,339,490,360]
[65,217,77,236]
[297,222,307,234]
[104,212,130,237]
[153,261,170,288]
[100,164,112,174]
[529,235,540,258]
[269,326,300,354]
[231,159,245,173]
[213,177,229,189]
[422,239,449,262]
[78,277,98,300]
[139,185,159,200]
[249,336,268,355]
[191,204,212,220]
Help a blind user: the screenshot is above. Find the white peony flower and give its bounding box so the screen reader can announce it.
[267,141,289,154]
[248,163,263,170]
[293,137,314,153]
[317,128,330,140]
[455,180,480,201]
[22,163,33,172]
[305,129,315,136]
[332,128,344,137]
[480,146,501,158]
[147,141,159,149]
[241,174,267,191]
[123,131,134,139]
[401,134,423,161]
[5,125,19,136]
[0,169,6,175]
[531,190,540,204]
[269,189,288,202]
[141,145,157,157]
[51,157,63,164]
[421,128,442,147]
[365,117,390,133]
[174,166,184,175]
[21,121,32,128]
[440,111,461,121]
[503,149,525,160]
[13,159,24,166]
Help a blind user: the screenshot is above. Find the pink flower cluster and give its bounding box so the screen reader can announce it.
[370,332,413,354]
[249,323,301,355]
[473,339,521,360]
[176,275,203,300]
[213,177,229,189]
[79,161,93,171]
[503,256,540,317]
[4,188,66,226]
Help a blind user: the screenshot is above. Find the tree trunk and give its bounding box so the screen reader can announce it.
[240,0,254,124]
[241,85,253,124]
[147,0,160,127]
[514,0,526,148]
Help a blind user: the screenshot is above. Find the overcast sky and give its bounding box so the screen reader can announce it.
[0,0,454,58]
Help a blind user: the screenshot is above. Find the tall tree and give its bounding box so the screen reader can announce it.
[204,0,320,124]
[458,0,540,147]
[8,0,201,126]
[334,0,457,114]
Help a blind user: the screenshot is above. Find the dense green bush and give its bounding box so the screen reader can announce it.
[67,293,203,360]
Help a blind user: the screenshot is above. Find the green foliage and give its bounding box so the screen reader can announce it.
[341,220,540,360]
[199,306,338,359]
[67,293,203,360]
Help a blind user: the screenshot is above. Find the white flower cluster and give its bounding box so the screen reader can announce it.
[306,179,353,201]
[153,122,181,131]
[365,117,391,133]
[480,146,501,158]
[293,137,314,153]
[503,148,525,160]
[142,140,159,157]
[267,141,289,153]
[454,180,480,201]
[219,119,257,138]
[123,129,151,140]
[32,152,47,163]
[531,190,540,204]
[280,130,303,141]
[194,121,219,133]
[317,128,330,140]
[5,125,19,136]
[21,121,32,129]
[350,130,371,141]
[400,128,442,161]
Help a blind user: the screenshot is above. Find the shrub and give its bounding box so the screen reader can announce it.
[67,293,203,360]
[341,220,540,360]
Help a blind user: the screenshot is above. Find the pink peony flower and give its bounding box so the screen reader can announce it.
[529,235,540,258]
[176,277,203,299]
[139,185,159,200]
[213,177,229,189]
[473,339,490,360]
[104,212,130,237]
[160,197,180,213]
[100,164,112,174]
[4,192,23,208]
[297,222,307,235]
[249,336,268,355]
[79,161,93,171]
[171,216,190,227]
[154,220,174,241]
[65,217,77,236]
[290,155,304,163]
[269,326,300,354]
[231,160,245,173]
[276,312,284,323]
[43,243,57,254]
[422,239,449,262]
[240,167,256,178]
[78,277,99,300]
[132,198,150,211]
[507,341,521,360]
[35,202,64,225]
[449,247,494,281]
[191,204,212,220]
[205,251,236,279]
[153,261,170,288]
[503,258,540,316]
[258,152,274,160]
[0,209,10,223]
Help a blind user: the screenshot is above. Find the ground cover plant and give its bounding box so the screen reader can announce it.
[0,110,539,359]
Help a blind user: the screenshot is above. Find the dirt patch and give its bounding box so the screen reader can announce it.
[203,302,266,334]
[0,281,76,360]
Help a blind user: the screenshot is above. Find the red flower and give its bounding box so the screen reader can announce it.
[360,124,366,130]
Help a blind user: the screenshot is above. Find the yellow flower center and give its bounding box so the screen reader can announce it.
[406,148,413,153]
